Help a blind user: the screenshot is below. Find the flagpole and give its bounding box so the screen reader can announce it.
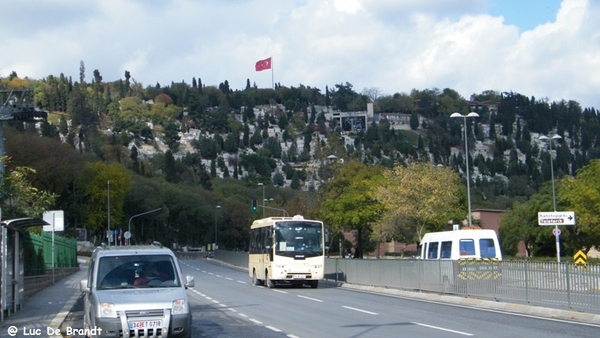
[271,55,274,89]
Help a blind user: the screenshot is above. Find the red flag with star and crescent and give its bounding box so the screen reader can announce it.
[255,57,272,71]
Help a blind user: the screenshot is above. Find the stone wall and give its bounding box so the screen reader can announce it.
[24,267,80,300]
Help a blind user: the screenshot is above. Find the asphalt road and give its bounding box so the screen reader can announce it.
[62,259,600,337]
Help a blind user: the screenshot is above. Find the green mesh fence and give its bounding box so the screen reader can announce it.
[22,231,78,276]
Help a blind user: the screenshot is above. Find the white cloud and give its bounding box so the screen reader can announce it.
[0,0,598,109]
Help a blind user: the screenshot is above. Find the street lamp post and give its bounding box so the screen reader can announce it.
[127,207,162,246]
[107,181,110,245]
[451,112,479,227]
[214,205,221,250]
[539,134,562,262]
[257,183,265,217]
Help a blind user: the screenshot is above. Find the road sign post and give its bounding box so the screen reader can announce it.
[537,211,576,226]
[538,211,576,263]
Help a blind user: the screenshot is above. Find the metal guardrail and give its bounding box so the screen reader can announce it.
[324,258,600,313]
[192,251,600,314]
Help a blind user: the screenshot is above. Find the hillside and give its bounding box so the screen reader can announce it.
[2,75,600,250]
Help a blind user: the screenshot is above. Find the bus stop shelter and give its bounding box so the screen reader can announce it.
[0,217,49,321]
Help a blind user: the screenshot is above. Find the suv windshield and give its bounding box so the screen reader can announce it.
[97,254,179,289]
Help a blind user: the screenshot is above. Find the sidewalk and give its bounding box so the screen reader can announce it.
[0,260,88,338]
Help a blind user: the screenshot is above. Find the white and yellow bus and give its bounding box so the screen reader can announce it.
[249,215,324,288]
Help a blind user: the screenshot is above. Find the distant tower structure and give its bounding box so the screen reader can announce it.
[0,88,48,174]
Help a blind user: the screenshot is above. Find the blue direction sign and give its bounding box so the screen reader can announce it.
[538,211,576,226]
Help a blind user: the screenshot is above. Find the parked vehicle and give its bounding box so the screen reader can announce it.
[80,242,194,337]
[418,229,502,292]
[419,229,502,261]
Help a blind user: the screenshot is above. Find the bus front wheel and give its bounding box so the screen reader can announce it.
[266,270,275,288]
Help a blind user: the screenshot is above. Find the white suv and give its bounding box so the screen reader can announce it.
[80,243,194,337]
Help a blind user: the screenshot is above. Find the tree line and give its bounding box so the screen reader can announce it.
[1,62,599,256]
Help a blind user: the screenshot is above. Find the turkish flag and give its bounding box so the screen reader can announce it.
[255,57,272,71]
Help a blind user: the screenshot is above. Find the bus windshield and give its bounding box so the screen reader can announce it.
[274,221,323,257]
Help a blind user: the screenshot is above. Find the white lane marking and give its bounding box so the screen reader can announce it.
[412,322,473,336]
[297,295,323,302]
[185,264,306,337]
[341,305,378,315]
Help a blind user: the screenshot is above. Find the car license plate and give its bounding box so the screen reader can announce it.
[292,275,306,279]
[129,320,162,329]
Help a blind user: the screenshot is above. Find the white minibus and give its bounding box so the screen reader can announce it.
[419,229,502,260]
[249,215,324,288]
[418,229,502,292]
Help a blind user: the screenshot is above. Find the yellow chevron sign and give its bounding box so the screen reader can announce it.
[574,250,587,266]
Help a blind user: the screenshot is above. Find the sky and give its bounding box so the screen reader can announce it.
[1,0,599,110]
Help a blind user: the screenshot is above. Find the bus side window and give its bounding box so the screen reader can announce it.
[427,242,439,259]
[479,238,496,258]
[459,239,475,256]
[440,241,452,259]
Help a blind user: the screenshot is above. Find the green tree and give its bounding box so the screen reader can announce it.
[272,171,285,187]
[193,136,218,160]
[317,161,385,258]
[290,171,301,190]
[499,190,554,257]
[559,159,600,250]
[330,82,358,111]
[375,162,463,243]
[83,162,132,232]
[1,164,57,218]
[224,132,239,153]
[68,84,95,127]
[58,117,69,135]
[163,120,181,152]
[119,96,148,122]
[410,111,419,130]
[4,127,84,196]
[164,150,177,183]
[242,123,250,147]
